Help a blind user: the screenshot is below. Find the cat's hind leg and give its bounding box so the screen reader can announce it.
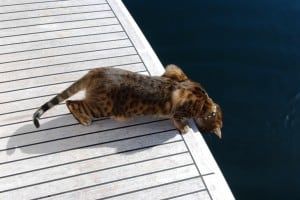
[66,100,92,126]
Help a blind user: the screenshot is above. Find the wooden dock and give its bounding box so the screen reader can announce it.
[0,0,234,199]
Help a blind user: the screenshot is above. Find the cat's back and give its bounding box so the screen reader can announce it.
[92,67,175,90]
[90,67,144,82]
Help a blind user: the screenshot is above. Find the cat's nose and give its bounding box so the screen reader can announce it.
[214,128,222,139]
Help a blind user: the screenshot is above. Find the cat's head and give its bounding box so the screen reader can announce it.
[195,101,223,139]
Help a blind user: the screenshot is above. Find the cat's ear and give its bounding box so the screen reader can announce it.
[162,64,188,81]
[214,127,222,139]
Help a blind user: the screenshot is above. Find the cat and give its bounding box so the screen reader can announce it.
[33,65,223,138]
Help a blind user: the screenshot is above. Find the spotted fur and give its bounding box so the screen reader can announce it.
[33,65,223,138]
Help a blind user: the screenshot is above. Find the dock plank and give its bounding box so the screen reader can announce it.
[44,165,199,200]
[0,137,184,179]
[0,3,107,21]
[0,46,136,73]
[1,118,173,151]
[0,39,131,64]
[0,153,192,192]
[0,120,178,162]
[0,17,118,38]
[169,191,211,200]
[0,31,127,57]
[0,0,106,14]
[0,24,123,48]
[0,10,113,29]
[105,177,206,200]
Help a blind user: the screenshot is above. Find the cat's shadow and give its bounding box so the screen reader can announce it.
[6,115,178,156]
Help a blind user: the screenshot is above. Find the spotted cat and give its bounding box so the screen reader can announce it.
[33,65,223,138]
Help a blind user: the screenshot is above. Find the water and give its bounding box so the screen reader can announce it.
[123,0,300,199]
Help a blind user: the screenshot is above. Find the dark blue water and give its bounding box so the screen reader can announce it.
[123,0,300,199]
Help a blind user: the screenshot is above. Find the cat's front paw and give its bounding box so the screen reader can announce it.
[180,125,189,134]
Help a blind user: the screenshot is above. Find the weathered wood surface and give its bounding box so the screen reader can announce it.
[0,0,234,199]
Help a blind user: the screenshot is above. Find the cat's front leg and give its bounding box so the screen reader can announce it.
[172,118,189,134]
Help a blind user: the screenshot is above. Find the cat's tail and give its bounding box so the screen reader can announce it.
[33,75,89,128]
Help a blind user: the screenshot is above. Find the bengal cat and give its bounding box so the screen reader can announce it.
[33,65,223,138]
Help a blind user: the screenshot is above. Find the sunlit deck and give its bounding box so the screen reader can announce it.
[0,0,234,199]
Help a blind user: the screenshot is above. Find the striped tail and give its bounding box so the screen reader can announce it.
[33,95,62,128]
[33,76,88,128]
